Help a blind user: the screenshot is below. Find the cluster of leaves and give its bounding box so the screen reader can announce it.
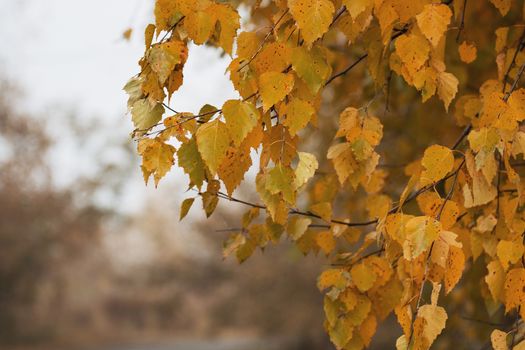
[125,0,525,348]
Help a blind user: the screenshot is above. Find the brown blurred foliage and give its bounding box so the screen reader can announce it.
[0,81,108,344]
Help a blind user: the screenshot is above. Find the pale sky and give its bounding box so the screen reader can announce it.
[0,0,240,213]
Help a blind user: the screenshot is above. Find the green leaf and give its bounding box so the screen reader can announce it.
[294,151,318,189]
[123,76,144,108]
[180,197,195,220]
[256,173,288,225]
[177,138,206,189]
[131,99,164,130]
[202,180,220,218]
[266,163,296,204]
[291,46,331,94]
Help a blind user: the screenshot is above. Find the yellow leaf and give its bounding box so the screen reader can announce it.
[343,0,373,20]
[459,41,477,64]
[508,88,525,120]
[490,0,512,16]
[515,340,525,350]
[184,8,216,45]
[336,107,383,146]
[228,58,259,98]
[346,294,372,325]
[147,40,187,84]
[310,202,332,222]
[222,99,259,146]
[261,124,298,167]
[497,240,524,270]
[177,138,206,189]
[395,305,413,337]
[491,329,509,350]
[217,141,252,195]
[327,142,357,184]
[236,31,259,60]
[315,230,336,255]
[403,216,441,260]
[396,335,408,350]
[486,260,505,301]
[351,262,377,292]
[144,24,155,49]
[266,163,296,204]
[202,179,220,218]
[504,268,525,313]
[395,32,430,74]
[431,233,451,268]
[236,238,256,263]
[327,315,354,348]
[376,2,398,39]
[444,246,465,294]
[338,9,374,44]
[415,304,448,348]
[179,197,195,220]
[294,151,319,189]
[138,138,175,186]
[196,119,231,175]
[154,0,186,31]
[420,145,454,186]
[287,216,312,240]
[283,98,315,136]
[437,70,459,111]
[391,0,426,23]
[366,194,391,220]
[207,2,240,54]
[463,151,497,208]
[256,173,288,224]
[123,76,144,108]
[223,232,246,258]
[416,4,452,47]
[288,0,335,45]
[291,45,332,93]
[369,277,403,320]
[340,288,358,310]
[259,72,295,111]
[130,99,164,130]
[252,42,291,75]
[317,268,350,290]
[359,314,377,347]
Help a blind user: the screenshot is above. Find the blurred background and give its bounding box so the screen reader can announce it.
[0,0,335,349]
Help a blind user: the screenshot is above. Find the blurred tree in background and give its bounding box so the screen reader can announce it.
[0,78,334,348]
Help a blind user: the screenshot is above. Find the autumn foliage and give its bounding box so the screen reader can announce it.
[125,0,525,348]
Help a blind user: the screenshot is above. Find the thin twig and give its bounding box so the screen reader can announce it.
[325,54,368,86]
[237,9,289,72]
[324,27,408,86]
[455,0,468,42]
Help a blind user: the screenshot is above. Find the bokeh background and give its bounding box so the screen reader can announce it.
[0,1,338,349]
